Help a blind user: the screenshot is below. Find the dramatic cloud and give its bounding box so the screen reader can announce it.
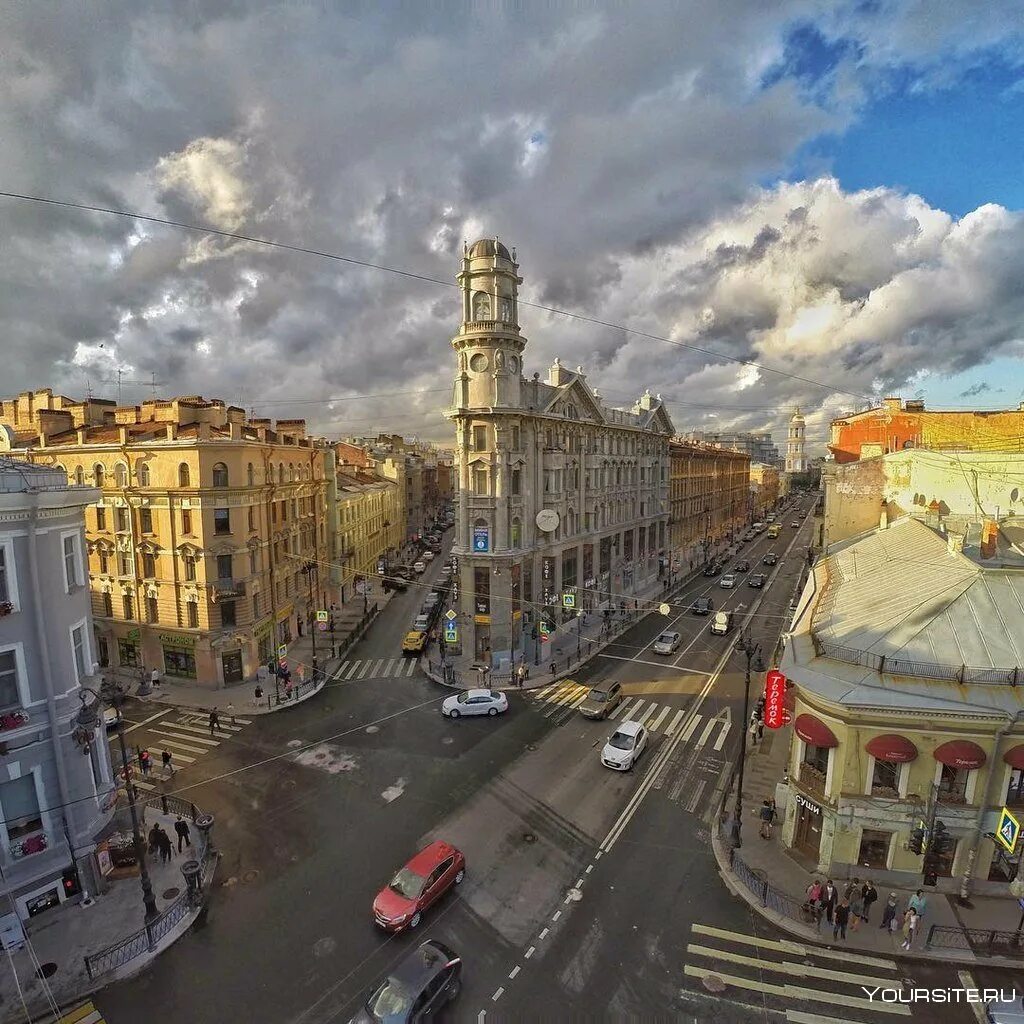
[0,1,1021,450]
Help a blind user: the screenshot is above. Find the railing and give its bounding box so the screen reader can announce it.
[211,578,247,599]
[723,831,813,925]
[925,924,1024,958]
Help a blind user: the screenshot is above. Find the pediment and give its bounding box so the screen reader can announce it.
[541,377,605,424]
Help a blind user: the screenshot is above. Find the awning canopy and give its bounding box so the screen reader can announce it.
[1004,745,1024,770]
[865,734,918,763]
[934,740,986,770]
[794,713,838,749]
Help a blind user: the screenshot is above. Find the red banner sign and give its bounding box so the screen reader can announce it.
[764,669,787,730]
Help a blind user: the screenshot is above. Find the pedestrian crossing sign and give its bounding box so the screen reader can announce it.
[444,627,458,643]
[316,610,328,623]
[998,806,1021,853]
[562,592,576,609]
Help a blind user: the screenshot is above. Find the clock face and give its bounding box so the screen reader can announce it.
[469,353,488,372]
[535,508,560,533]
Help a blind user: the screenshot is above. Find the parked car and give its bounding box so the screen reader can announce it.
[691,597,714,615]
[422,592,440,608]
[578,681,623,720]
[601,720,648,771]
[747,573,767,588]
[372,841,466,932]
[653,631,681,655]
[790,521,799,528]
[382,577,407,593]
[719,574,737,589]
[735,560,750,573]
[983,992,1024,1024]
[393,566,412,580]
[413,613,431,631]
[703,563,721,577]
[402,630,427,656]
[351,939,462,1023]
[762,553,778,566]
[103,706,122,730]
[709,610,733,635]
[413,561,426,574]
[442,689,508,718]
[422,550,436,562]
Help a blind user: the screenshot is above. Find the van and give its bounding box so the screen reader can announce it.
[767,524,782,539]
[710,611,733,635]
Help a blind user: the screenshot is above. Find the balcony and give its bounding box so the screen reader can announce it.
[9,830,49,859]
[0,709,29,732]
[211,579,247,601]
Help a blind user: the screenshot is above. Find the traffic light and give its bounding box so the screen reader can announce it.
[930,820,954,858]
[908,825,926,855]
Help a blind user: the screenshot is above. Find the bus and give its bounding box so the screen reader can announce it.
[767,524,782,539]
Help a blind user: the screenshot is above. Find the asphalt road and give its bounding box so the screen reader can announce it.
[95,496,998,1023]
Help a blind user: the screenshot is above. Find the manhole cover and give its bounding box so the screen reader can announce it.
[242,869,261,883]
[522,832,537,843]
[313,936,336,958]
[36,963,57,980]
[162,887,180,899]
[702,974,726,994]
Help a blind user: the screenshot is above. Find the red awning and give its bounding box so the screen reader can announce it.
[865,734,918,763]
[794,713,838,748]
[934,740,986,770]
[1004,745,1024,770]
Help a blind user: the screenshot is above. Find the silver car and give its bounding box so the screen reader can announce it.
[719,574,737,589]
[987,993,1024,1023]
[442,689,508,718]
[653,631,681,655]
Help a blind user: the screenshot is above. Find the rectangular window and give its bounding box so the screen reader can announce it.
[95,507,106,530]
[252,591,261,619]
[122,594,134,620]
[117,638,139,667]
[142,552,156,578]
[1008,768,1024,807]
[63,534,80,590]
[511,425,521,451]
[217,554,233,580]
[146,596,158,624]
[474,468,488,495]
[802,743,829,776]
[0,651,20,709]
[71,623,88,677]
[249,549,258,575]
[99,551,109,575]
[473,567,490,615]
[101,592,112,617]
[184,555,196,581]
[473,425,487,451]
[187,602,199,629]
[938,764,969,802]
[118,552,132,577]
[221,600,237,628]
[248,507,256,532]
[214,509,231,535]
[272,503,278,524]
[1,775,42,842]
[181,508,192,534]
[0,545,8,605]
[116,507,129,532]
[871,759,900,797]
[140,508,153,533]
[511,468,521,496]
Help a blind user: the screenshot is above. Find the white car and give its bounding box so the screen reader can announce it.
[442,689,508,718]
[422,550,435,562]
[653,631,681,655]
[719,574,737,589]
[601,720,648,771]
[413,614,431,632]
[413,561,426,574]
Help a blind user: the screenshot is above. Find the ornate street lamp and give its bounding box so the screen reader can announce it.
[730,632,766,850]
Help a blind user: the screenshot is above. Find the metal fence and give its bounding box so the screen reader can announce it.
[925,924,1024,958]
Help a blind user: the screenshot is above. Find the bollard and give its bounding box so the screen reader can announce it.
[194,812,216,855]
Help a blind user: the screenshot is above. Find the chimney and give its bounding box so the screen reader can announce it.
[229,421,243,440]
[879,500,888,531]
[947,532,966,558]
[165,423,178,441]
[882,397,902,413]
[980,519,999,560]
[76,427,88,445]
[118,425,129,445]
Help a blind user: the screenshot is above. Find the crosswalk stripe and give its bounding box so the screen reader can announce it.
[534,685,558,700]
[623,699,647,722]
[664,709,685,736]
[686,943,899,988]
[682,966,910,1016]
[555,685,588,707]
[160,751,196,764]
[633,703,655,726]
[787,1013,876,1024]
[566,692,589,710]
[343,660,361,680]
[59,1002,105,1024]
[406,659,417,676]
[649,706,670,732]
[133,779,156,791]
[385,659,398,675]
[168,721,239,736]
[613,697,640,720]
[357,661,373,680]
[370,658,384,676]
[680,714,702,741]
[713,722,731,751]
[154,739,206,755]
[149,729,220,747]
[695,718,717,747]
[692,924,898,969]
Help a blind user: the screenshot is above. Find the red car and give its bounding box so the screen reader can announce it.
[373,840,466,932]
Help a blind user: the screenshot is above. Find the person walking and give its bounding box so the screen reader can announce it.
[880,892,900,932]
[209,708,220,736]
[900,908,919,950]
[161,749,174,777]
[805,879,822,907]
[862,880,878,922]
[156,826,173,863]
[833,898,850,941]
[174,816,192,853]
[844,877,861,902]
[822,880,838,925]
[139,749,152,777]
[909,889,927,920]
[254,684,264,708]
[151,667,161,688]
[758,800,774,839]
[849,889,865,932]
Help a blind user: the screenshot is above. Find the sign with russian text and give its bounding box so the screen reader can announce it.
[473,525,489,552]
[763,669,787,730]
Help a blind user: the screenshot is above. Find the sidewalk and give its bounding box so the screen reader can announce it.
[712,715,1024,967]
[0,804,216,1023]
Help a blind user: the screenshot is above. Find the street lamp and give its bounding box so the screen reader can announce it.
[576,609,582,661]
[731,630,765,850]
[301,561,318,670]
[75,682,158,920]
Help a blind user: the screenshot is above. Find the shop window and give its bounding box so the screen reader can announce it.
[95,507,106,530]
[871,759,901,797]
[212,462,229,488]
[938,764,969,803]
[96,636,109,669]
[1,774,42,842]
[186,602,199,629]
[117,638,139,667]
[140,508,153,533]
[182,509,192,534]
[857,829,892,870]
[214,509,231,535]
[989,845,1020,883]
[221,600,237,628]
[932,838,957,877]
[1008,768,1024,807]
[164,648,197,679]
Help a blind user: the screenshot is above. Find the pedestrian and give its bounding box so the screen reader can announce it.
[157,827,173,863]
[900,908,919,949]
[844,877,860,901]
[908,889,927,920]
[286,678,294,700]
[758,800,774,839]
[209,708,220,736]
[748,716,759,747]
[880,892,899,932]
[161,750,173,777]
[174,816,192,853]
[254,684,264,707]
[862,880,878,922]
[226,701,236,725]
[805,879,822,907]
[550,662,557,679]
[139,749,152,776]
[849,889,865,931]
[833,898,850,941]
[821,880,838,924]
[151,667,161,688]
[148,823,160,856]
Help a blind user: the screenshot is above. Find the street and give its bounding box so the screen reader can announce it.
[95,500,1002,1023]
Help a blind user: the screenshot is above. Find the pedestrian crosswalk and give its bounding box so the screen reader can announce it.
[58,1002,106,1024]
[681,923,911,1022]
[529,681,731,750]
[331,657,421,681]
[111,710,253,792]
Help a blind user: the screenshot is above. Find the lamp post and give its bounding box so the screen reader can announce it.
[576,609,582,661]
[301,561,318,670]
[731,630,765,850]
[75,683,158,920]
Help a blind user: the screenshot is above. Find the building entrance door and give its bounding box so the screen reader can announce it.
[222,650,244,684]
[794,795,823,859]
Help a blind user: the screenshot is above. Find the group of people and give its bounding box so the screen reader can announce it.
[804,877,926,948]
[147,816,192,863]
[138,748,175,778]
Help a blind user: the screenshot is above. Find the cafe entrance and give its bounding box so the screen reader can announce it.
[794,793,823,860]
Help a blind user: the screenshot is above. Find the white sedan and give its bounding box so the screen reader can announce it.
[601,720,648,771]
[719,573,737,589]
[422,550,436,562]
[442,689,508,718]
[413,561,426,574]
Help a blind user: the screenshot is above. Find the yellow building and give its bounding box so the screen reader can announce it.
[0,390,329,689]
[335,471,402,602]
[780,515,1024,895]
[749,462,780,519]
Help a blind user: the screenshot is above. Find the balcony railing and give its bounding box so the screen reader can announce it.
[9,830,49,859]
[211,579,247,601]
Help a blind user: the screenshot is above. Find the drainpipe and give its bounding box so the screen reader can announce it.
[958,709,1024,904]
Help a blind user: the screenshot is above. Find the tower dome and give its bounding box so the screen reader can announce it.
[467,238,512,261]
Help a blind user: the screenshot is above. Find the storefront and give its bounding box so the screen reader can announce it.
[117,628,141,668]
[254,616,274,666]
[793,792,823,860]
[160,632,197,679]
[276,604,294,646]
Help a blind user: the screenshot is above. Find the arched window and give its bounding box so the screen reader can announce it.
[247,463,255,487]
[74,466,85,486]
[472,291,491,320]
[288,463,295,482]
[304,464,310,480]
[278,464,284,484]
[54,464,67,480]
[94,464,105,487]
[511,517,522,548]
[114,463,128,488]
[212,462,229,488]
[178,463,191,487]
[137,460,150,487]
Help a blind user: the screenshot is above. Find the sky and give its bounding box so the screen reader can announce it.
[2,1,1023,451]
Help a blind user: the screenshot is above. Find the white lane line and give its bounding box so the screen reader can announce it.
[713,722,731,751]
[552,910,561,922]
[491,988,504,1002]
[683,779,707,814]
[664,709,685,736]
[343,660,361,680]
[594,851,603,860]
[649,706,670,732]
[585,864,594,874]
[357,661,374,680]
[680,714,702,742]
[575,877,584,888]
[121,709,172,735]
[695,718,717,748]
[167,721,240,735]
[597,653,713,675]
[478,1012,486,1024]
[957,971,989,1024]
[538,928,549,940]
[508,966,520,980]
[693,924,898,968]
[132,779,156,791]
[406,659,418,676]
[524,946,535,959]
[149,729,220,747]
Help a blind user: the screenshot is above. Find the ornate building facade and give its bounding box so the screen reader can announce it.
[448,239,673,668]
[785,407,808,474]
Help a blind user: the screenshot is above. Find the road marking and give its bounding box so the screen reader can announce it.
[649,706,670,732]
[787,1013,886,1024]
[566,692,589,710]
[162,720,240,736]
[381,778,406,802]
[370,659,384,676]
[625,700,649,723]
[664,709,685,736]
[538,928,549,940]
[524,946,535,959]
[148,729,220,747]
[695,718,717,748]
[683,779,706,814]
[357,661,373,680]
[491,988,504,1002]
[958,971,989,1024]
[148,743,198,761]
[679,715,702,742]
[382,659,396,675]
[508,965,520,980]
[585,864,594,874]
[692,924,898,969]
[598,653,713,674]
[148,737,209,755]
[612,697,641,720]
[405,660,418,676]
[132,778,156,791]
[594,851,602,860]
[713,722,731,751]
[633,702,656,727]
[552,910,561,922]
[554,685,587,707]
[686,943,899,988]
[121,708,172,735]
[478,1012,486,1024]
[343,660,361,680]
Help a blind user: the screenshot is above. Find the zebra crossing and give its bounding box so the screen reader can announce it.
[330,657,421,681]
[111,710,253,792]
[58,1003,106,1024]
[681,923,913,1022]
[529,681,731,750]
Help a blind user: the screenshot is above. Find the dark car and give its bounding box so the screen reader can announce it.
[735,560,750,573]
[762,553,778,566]
[382,578,408,593]
[702,563,720,577]
[747,573,766,588]
[351,939,462,1023]
[691,597,714,615]
[578,681,623,720]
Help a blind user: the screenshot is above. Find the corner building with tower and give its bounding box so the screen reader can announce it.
[448,239,674,669]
